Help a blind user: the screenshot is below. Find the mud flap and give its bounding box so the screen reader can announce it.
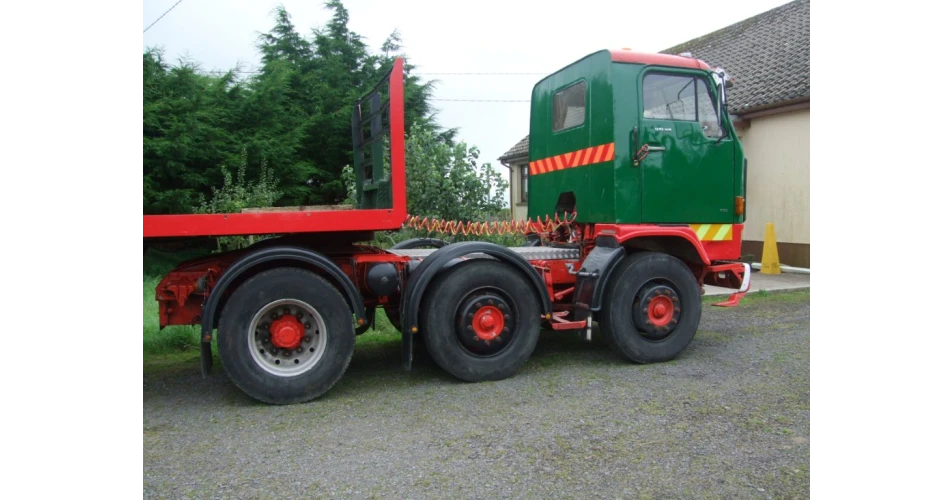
[200,341,213,377]
[571,239,626,320]
[402,331,413,371]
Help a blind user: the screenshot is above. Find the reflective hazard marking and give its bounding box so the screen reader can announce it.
[690,224,734,241]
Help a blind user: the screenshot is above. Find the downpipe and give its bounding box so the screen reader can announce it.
[751,263,810,275]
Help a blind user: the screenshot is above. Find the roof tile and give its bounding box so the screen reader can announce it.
[661,0,810,114]
[498,134,530,162]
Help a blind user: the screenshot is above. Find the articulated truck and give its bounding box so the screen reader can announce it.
[144,49,751,404]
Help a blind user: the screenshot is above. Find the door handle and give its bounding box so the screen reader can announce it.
[633,144,666,167]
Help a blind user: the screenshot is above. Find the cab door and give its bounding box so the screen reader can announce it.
[638,70,735,223]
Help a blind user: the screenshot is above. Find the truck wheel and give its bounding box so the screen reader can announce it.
[217,267,356,404]
[600,252,702,363]
[421,260,541,382]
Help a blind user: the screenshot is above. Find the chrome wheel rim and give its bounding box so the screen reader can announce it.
[247,299,328,377]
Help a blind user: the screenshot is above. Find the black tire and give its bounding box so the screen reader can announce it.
[421,260,541,382]
[600,252,702,363]
[217,267,356,405]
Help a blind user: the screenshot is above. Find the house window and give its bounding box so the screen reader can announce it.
[552,81,586,132]
[520,164,528,203]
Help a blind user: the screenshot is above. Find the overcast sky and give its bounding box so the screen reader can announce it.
[143,0,791,181]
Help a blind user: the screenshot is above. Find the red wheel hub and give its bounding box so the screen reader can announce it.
[270,314,305,349]
[472,305,505,341]
[646,296,675,327]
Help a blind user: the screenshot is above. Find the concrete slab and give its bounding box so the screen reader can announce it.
[704,271,810,296]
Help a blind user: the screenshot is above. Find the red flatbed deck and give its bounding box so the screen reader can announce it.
[142,207,406,238]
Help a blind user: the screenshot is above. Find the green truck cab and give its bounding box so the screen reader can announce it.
[528,49,746,226]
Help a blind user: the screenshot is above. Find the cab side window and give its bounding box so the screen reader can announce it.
[553,81,586,132]
[643,73,695,121]
[696,80,724,138]
[643,73,723,138]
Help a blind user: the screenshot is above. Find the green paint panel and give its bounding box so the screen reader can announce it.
[527,50,745,225]
[528,51,615,223]
[635,68,735,223]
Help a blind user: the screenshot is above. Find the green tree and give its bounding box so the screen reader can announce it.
[342,122,514,247]
[143,49,242,214]
[404,123,508,221]
[342,123,508,221]
[197,149,282,251]
[143,1,456,215]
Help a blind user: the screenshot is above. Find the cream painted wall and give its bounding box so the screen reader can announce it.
[509,161,529,221]
[735,108,810,244]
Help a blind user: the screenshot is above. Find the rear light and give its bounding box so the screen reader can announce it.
[734,196,745,215]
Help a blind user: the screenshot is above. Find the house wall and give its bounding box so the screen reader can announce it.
[509,160,529,221]
[735,107,810,267]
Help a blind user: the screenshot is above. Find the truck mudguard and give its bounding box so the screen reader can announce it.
[571,236,627,320]
[398,241,554,370]
[390,237,448,250]
[199,246,367,376]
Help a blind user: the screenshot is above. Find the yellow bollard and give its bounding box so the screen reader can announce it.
[761,222,781,274]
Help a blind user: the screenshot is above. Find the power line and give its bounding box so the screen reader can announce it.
[198,70,546,76]
[430,98,529,102]
[144,0,185,33]
[416,72,546,76]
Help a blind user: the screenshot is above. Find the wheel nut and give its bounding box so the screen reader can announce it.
[473,336,479,341]
[304,336,311,343]
[304,322,311,329]
[503,327,510,333]
[271,313,278,319]
[488,299,494,305]
[504,314,510,320]
[476,302,482,307]
[467,325,473,331]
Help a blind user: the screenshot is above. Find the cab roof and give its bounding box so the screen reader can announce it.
[609,49,711,71]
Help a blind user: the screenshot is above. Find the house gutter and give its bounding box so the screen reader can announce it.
[735,96,810,118]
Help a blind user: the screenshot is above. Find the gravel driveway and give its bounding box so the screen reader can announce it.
[144,290,810,499]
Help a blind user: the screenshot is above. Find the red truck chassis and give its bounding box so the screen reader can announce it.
[144,58,751,405]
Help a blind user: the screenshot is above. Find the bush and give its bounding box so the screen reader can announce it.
[196,148,282,251]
